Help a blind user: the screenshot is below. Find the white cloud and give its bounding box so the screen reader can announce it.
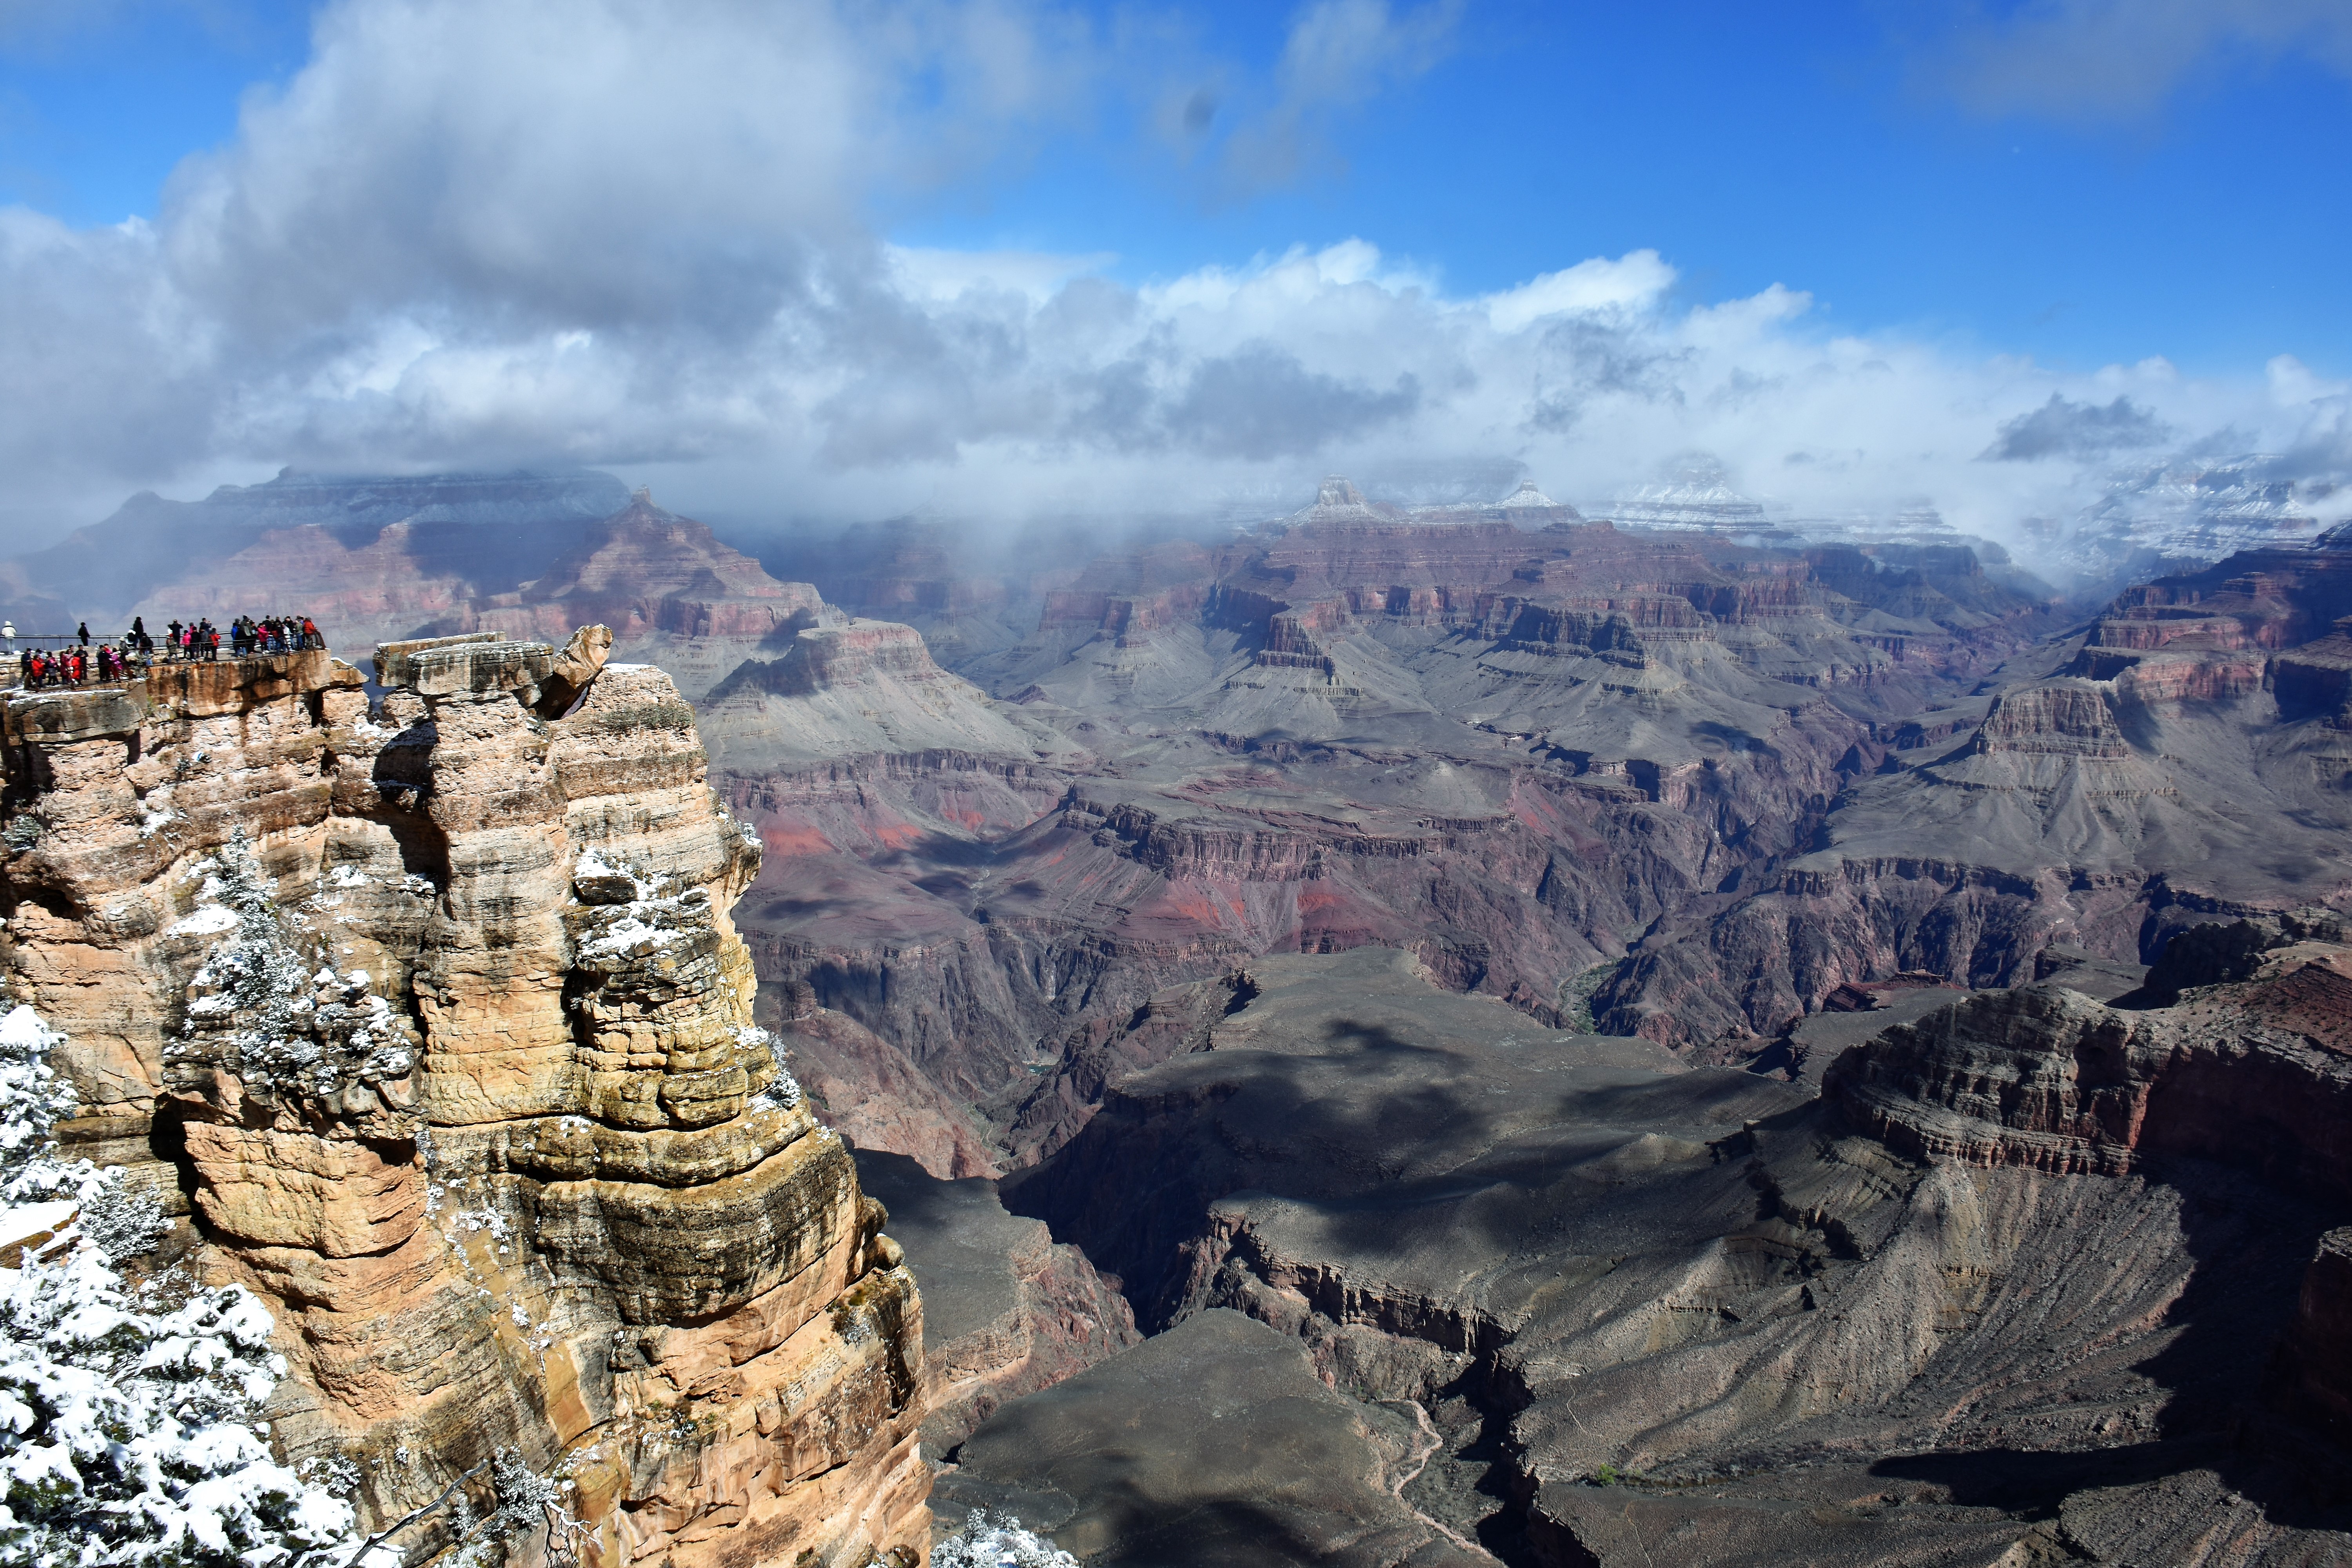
[1485,251,1677,333]
[0,0,2344,579]
[1216,0,1465,190]
[886,246,1118,306]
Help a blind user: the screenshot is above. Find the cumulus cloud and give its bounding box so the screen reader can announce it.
[1981,393,2174,461]
[0,0,2345,571]
[1930,0,2352,120]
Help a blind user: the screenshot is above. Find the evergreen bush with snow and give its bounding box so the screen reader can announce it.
[932,1508,1080,1568]
[170,832,417,1118]
[0,1006,72,1192]
[0,980,358,1566]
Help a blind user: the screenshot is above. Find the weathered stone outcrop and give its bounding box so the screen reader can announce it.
[0,632,930,1568]
[1829,964,2352,1192]
[701,620,1038,771]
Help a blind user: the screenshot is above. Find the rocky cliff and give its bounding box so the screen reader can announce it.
[0,629,930,1567]
[462,492,831,699]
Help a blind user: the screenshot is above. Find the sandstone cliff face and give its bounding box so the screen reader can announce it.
[0,630,929,1568]
[1829,955,2352,1191]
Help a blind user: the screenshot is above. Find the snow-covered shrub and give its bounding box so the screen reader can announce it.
[0,1006,72,1190]
[737,1027,802,1111]
[1,1005,164,1265]
[0,998,356,1567]
[0,1248,355,1567]
[932,1509,1079,1568]
[74,1173,170,1266]
[172,832,417,1112]
[435,1448,588,1568]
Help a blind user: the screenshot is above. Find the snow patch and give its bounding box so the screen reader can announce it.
[579,916,681,958]
[167,905,239,938]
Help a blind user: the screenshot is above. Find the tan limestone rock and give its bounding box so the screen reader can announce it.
[0,628,931,1568]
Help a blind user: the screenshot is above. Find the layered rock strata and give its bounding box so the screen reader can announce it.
[0,630,930,1567]
[1597,537,2352,1048]
[710,505,2062,1165]
[461,491,831,699]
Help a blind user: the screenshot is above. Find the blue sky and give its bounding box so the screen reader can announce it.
[4,0,2350,543]
[8,1,2348,376]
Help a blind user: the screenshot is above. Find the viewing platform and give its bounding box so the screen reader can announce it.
[1,629,615,756]
[0,648,361,748]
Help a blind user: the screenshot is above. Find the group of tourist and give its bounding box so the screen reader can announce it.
[3,613,327,690]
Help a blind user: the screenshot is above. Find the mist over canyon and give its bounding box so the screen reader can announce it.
[8,463,2352,1568]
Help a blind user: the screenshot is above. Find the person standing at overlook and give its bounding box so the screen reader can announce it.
[75,621,88,648]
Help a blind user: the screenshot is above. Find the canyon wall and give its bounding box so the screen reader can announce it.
[0,631,931,1568]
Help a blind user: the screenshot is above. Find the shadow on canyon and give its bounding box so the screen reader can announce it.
[1871,1153,2349,1532]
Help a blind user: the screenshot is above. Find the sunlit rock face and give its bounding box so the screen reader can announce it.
[0,626,930,1568]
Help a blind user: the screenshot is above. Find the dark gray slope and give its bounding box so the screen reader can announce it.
[934,1309,1485,1568]
[995,948,2351,1566]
